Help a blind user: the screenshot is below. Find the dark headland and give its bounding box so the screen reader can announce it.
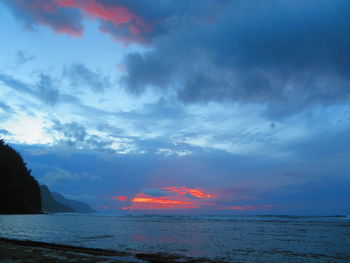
[0,139,42,214]
[0,139,95,214]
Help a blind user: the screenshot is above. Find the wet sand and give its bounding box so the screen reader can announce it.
[0,238,223,263]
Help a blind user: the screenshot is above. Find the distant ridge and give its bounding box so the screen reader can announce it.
[51,191,96,213]
[40,185,75,213]
[40,185,96,214]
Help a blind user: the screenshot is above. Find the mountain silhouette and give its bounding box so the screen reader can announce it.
[40,185,75,213]
[51,191,95,213]
[0,139,41,214]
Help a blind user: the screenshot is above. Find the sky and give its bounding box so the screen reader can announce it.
[0,0,349,215]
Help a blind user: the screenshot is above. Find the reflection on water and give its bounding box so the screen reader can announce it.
[0,214,349,262]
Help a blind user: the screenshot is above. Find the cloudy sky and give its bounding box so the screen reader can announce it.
[0,0,349,215]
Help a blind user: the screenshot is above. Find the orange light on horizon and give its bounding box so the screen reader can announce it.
[132,198,193,205]
[131,194,193,205]
[112,186,217,210]
[122,203,200,210]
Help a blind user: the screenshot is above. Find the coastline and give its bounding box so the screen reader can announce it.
[0,238,224,263]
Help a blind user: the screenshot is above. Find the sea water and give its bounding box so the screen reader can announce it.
[0,214,349,262]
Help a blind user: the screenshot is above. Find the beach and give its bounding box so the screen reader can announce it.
[0,238,221,263]
[0,238,138,263]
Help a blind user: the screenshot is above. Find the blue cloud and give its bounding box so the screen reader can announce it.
[122,0,350,119]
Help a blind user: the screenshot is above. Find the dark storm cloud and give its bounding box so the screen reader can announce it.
[63,63,111,93]
[123,0,350,119]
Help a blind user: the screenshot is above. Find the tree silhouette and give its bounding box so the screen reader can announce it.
[0,139,42,214]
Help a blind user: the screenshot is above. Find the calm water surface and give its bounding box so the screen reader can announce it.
[0,214,349,262]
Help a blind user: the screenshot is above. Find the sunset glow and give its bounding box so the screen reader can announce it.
[109,186,278,211]
[163,186,215,198]
[112,196,128,201]
[132,194,193,205]
[111,186,218,210]
[122,203,199,210]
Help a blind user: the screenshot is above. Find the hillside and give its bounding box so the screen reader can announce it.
[51,192,95,213]
[0,139,41,214]
[40,185,75,213]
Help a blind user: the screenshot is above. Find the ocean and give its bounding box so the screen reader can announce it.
[0,214,349,262]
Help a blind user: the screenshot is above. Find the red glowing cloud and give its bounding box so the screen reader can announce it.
[123,193,198,210]
[7,0,150,44]
[57,0,133,23]
[132,194,193,205]
[112,196,128,201]
[113,186,215,210]
[163,186,215,198]
[111,186,275,212]
[56,0,150,37]
[122,203,199,210]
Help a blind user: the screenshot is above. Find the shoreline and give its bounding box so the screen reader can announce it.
[0,237,224,263]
